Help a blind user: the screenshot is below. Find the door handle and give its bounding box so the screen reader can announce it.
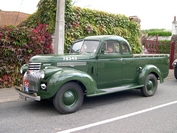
[91,66,95,74]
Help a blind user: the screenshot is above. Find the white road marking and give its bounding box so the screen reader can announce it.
[58,100,177,133]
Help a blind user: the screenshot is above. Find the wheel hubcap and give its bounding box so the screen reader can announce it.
[147,80,153,91]
[62,90,77,106]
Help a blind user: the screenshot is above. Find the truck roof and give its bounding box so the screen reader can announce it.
[84,35,128,43]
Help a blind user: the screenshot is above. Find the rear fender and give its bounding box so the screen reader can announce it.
[138,65,163,85]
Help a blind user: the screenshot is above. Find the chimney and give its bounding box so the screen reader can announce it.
[172,16,177,35]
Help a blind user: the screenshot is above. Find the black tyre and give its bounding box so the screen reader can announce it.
[141,74,158,97]
[174,67,177,79]
[53,82,84,114]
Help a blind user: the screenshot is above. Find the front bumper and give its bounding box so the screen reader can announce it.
[15,86,41,101]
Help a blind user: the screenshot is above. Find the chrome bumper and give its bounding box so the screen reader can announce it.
[15,86,41,101]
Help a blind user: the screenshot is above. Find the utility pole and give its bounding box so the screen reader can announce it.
[54,0,65,54]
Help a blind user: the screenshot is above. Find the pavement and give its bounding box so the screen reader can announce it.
[0,87,20,103]
[0,69,175,103]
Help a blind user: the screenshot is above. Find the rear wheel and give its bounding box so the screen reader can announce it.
[53,82,84,114]
[141,74,158,97]
[174,67,177,79]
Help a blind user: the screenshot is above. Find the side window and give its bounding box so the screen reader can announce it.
[113,41,120,53]
[122,42,130,54]
[101,40,120,54]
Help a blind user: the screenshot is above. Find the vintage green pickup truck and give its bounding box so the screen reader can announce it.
[15,35,169,114]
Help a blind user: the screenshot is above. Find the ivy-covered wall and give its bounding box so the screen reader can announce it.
[19,0,142,53]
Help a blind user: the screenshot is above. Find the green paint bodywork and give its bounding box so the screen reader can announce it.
[20,64,28,74]
[17,35,169,100]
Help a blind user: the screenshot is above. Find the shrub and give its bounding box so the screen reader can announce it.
[158,40,171,54]
[142,29,172,37]
[148,31,172,36]
[0,24,53,88]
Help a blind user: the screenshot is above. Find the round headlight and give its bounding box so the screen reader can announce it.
[20,67,23,74]
[172,62,176,67]
[40,70,45,78]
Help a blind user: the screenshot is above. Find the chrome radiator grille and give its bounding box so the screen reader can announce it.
[28,63,41,70]
[27,71,41,92]
[27,63,41,92]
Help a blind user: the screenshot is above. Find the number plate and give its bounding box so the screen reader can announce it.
[24,86,29,92]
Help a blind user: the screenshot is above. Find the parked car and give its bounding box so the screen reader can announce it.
[16,35,169,114]
[172,59,177,79]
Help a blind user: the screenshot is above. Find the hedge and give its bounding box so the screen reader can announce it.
[0,24,53,88]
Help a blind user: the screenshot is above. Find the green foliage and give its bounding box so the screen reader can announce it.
[19,12,40,28]
[142,29,172,36]
[19,0,73,34]
[0,24,53,88]
[19,0,141,54]
[148,31,172,36]
[158,40,171,54]
[65,7,141,53]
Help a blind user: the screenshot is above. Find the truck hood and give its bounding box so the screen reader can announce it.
[29,53,94,63]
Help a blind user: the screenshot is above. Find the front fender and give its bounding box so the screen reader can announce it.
[20,64,28,74]
[138,65,163,85]
[172,59,177,67]
[47,68,97,97]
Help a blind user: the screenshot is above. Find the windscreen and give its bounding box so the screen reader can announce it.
[70,40,100,54]
[80,40,99,53]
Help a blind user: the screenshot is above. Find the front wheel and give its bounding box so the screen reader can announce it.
[53,82,84,114]
[141,74,158,97]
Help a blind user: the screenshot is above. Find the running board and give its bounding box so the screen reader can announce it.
[87,84,143,97]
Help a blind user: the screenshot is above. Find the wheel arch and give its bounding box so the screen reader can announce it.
[138,65,164,85]
[59,80,87,95]
[47,69,97,98]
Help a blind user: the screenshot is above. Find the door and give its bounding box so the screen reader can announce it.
[120,41,137,84]
[96,40,123,89]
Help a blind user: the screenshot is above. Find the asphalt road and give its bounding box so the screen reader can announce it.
[0,78,177,133]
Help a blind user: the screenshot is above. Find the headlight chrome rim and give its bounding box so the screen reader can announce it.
[172,62,177,67]
[20,67,23,74]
